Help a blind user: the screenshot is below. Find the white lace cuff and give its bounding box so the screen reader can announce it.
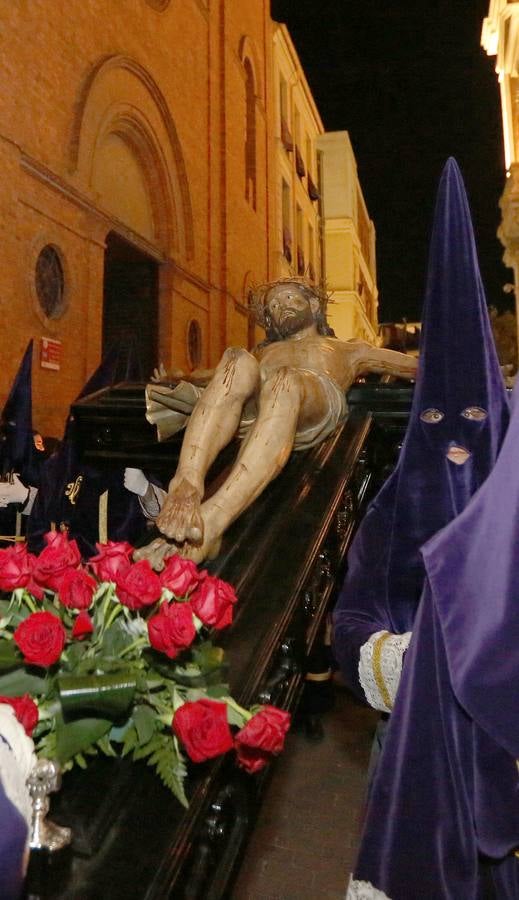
[358,630,412,713]
[347,876,392,899]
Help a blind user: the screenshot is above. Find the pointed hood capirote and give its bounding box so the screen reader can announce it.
[333,159,509,690]
[0,340,33,475]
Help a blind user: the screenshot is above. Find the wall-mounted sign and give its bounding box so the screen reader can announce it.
[40,337,61,371]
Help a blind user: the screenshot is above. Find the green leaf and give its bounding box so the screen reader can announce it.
[55,715,112,763]
[132,733,163,761]
[148,732,188,807]
[96,734,117,758]
[193,642,226,673]
[60,641,88,672]
[100,619,137,657]
[133,705,156,746]
[0,641,22,672]
[120,726,138,757]
[205,683,232,699]
[0,668,48,696]
[58,672,136,719]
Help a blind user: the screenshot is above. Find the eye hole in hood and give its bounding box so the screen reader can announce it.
[420,408,444,424]
[461,406,487,421]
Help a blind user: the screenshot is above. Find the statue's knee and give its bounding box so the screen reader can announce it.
[217,347,259,392]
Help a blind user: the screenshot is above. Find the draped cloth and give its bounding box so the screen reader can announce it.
[348,382,519,900]
[333,158,509,703]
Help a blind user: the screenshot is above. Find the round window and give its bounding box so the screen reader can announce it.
[187,319,202,370]
[35,246,66,319]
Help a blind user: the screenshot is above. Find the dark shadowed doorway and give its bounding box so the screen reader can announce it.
[103,232,159,380]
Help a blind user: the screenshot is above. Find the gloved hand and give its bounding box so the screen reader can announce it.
[0,474,29,507]
[123,468,149,497]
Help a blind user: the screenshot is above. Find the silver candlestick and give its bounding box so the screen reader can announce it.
[27,758,72,852]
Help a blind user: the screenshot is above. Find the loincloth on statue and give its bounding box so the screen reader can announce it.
[145,370,347,451]
[238,369,347,451]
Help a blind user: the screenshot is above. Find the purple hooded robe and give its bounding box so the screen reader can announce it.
[333,158,509,713]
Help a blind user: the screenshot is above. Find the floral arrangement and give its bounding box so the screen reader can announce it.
[0,533,290,807]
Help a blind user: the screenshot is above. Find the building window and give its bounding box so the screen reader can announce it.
[244,59,257,209]
[187,319,202,370]
[306,135,313,176]
[308,223,315,283]
[294,110,305,177]
[282,179,292,263]
[35,245,66,319]
[296,206,304,275]
[280,75,293,152]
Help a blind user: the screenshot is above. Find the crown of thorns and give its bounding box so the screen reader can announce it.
[248,277,331,328]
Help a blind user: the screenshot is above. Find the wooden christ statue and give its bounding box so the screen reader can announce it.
[137,279,417,566]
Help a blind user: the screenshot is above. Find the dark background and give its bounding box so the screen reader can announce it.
[271,0,512,322]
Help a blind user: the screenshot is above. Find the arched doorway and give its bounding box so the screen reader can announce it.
[103,232,159,380]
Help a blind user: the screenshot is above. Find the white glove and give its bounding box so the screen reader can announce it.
[0,474,29,506]
[124,468,149,497]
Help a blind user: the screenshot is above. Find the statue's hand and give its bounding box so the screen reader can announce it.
[151,362,168,383]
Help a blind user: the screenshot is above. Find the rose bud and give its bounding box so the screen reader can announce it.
[89,540,133,583]
[14,611,66,668]
[172,699,234,763]
[159,555,203,597]
[58,567,97,610]
[190,575,237,630]
[235,706,291,774]
[114,560,162,610]
[71,610,94,640]
[0,694,39,737]
[148,602,196,658]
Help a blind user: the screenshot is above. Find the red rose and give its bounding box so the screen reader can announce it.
[148,602,196,658]
[172,698,234,763]
[58,567,96,610]
[159,555,203,597]
[0,544,32,592]
[234,706,291,774]
[0,694,39,737]
[190,575,238,630]
[32,531,81,592]
[13,611,66,667]
[89,541,133,583]
[71,610,94,640]
[114,560,162,610]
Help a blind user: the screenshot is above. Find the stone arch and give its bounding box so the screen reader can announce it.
[238,35,262,101]
[70,55,194,260]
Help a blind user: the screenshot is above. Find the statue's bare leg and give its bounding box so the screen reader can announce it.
[179,366,330,561]
[155,348,260,544]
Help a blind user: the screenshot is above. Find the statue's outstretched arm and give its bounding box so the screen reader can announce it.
[352,342,418,381]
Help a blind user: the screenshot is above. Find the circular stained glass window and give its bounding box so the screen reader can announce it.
[35,246,66,319]
[187,319,202,370]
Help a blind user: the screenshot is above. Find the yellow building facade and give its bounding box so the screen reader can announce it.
[0,2,378,437]
[483,0,519,345]
[317,132,378,342]
[0,1,276,436]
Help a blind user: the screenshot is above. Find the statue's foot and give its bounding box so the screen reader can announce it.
[178,533,222,564]
[156,478,204,543]
[133,537,178,571]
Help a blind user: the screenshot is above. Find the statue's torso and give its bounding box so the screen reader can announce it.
[256,335,360,390]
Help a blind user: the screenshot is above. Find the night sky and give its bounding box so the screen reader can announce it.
[272,0,511,323]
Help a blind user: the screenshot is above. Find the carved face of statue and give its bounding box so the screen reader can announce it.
[265,283,317,338]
